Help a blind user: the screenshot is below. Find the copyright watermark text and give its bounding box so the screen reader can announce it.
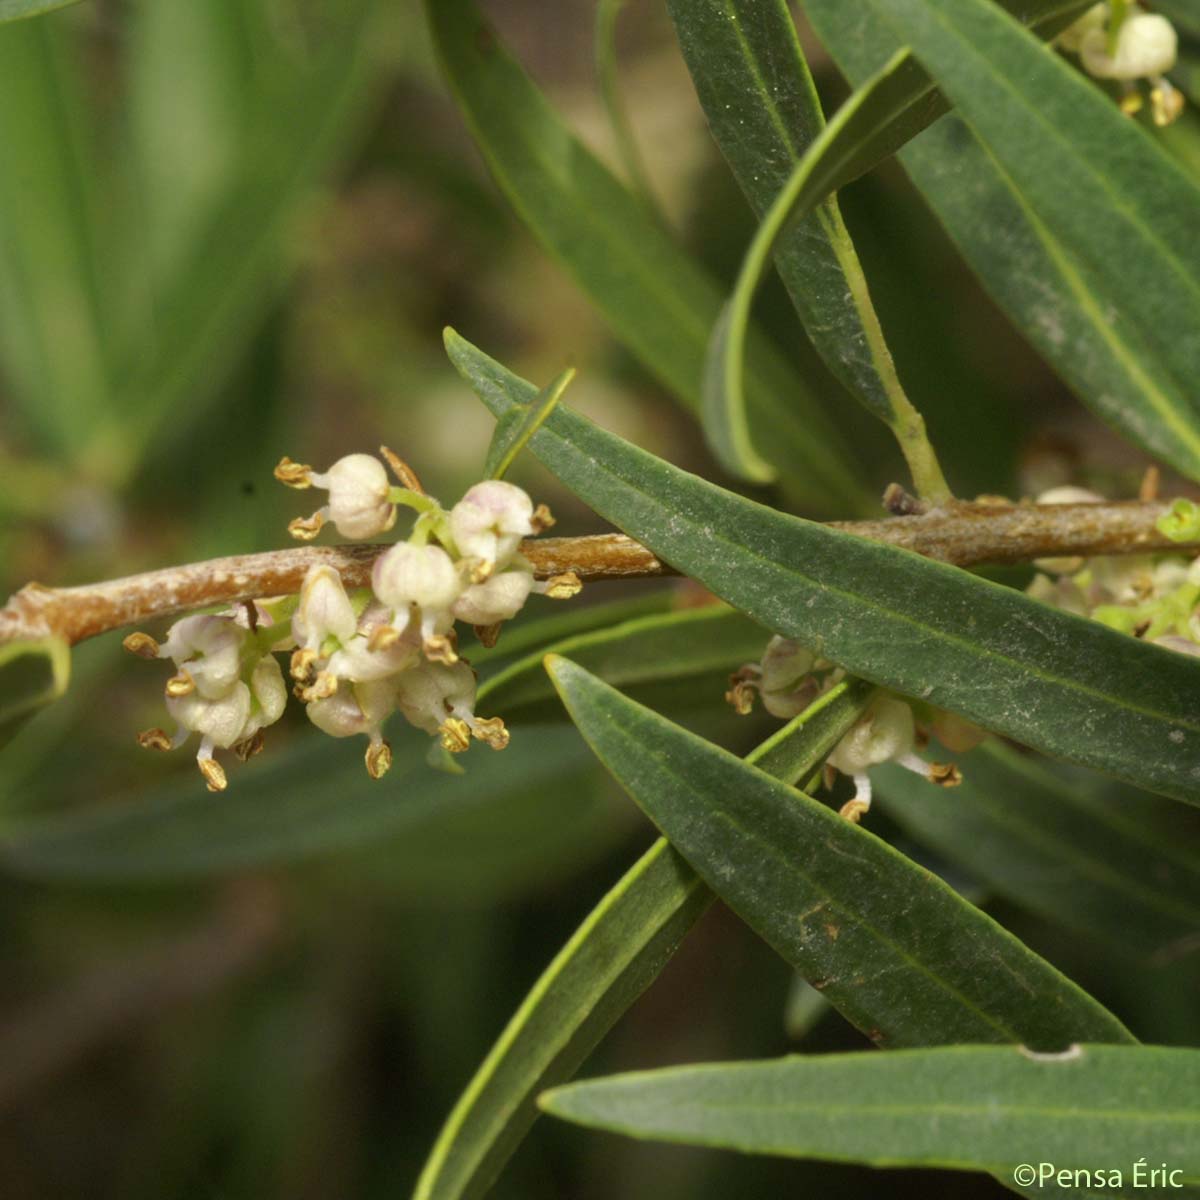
[1013,1161,1184,1189]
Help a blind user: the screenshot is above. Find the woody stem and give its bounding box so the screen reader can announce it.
[0,498,1193,647]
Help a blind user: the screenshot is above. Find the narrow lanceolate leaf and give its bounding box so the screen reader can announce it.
[548,657,1132,1047]
[541,1045,1200,1184]
[0,723,594,882]
[448,331,1200,808]
[866,0,1200,481]
[425,0,865,507]
[0,0,80,23]
[0,20,116,459]
[669,0,948,498]
[480,604,766,714]
[0,638,70,751]
[699,0,1091,497]
[484,367,574,480]
[413,669,872,1200]
[875,742,1200,962]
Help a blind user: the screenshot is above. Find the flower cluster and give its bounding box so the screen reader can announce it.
[126,451,579,789]
[1058,2,1183,126]
[1027,486,1200,655]
[727,636,976,823]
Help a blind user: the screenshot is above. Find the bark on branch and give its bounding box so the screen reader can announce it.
[1,499,1192,647]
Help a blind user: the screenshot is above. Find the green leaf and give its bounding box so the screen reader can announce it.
[0,19,116,458]
[541,1045,1200,1185]
[413,670,873,1200]
[547,656,1132,1047]
[483,366,574,480]
[0,637,70,751]
[424,0,865,507]
[699,0,1092,497]
[875,741,1200,962]
[669,0,949,498]
[0,722,592,882]
[413,839,710,1200]
[805,0,1200,483]
[447,330,1200,808]
[0,0,81,25]
[481,604,767,715]
[116,0,382,477]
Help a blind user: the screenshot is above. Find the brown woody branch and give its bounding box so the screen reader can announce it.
[0,499,1193,648]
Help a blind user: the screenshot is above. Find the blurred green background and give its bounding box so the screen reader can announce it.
[0,2,1194,1198]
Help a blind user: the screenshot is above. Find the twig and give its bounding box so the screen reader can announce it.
[0,499,1193,648]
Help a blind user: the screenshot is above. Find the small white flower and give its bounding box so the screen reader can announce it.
[451,563,535,626]
[158,614,246,699]
[240,655,288,741]
[394,660,508,751]
[306,677,398,778]
[293,565,359,652]
[827,698,959,823]
[372,542,463,645]
[1080,12,1177,80]
[449,481,535,569]
[278,452,397,541]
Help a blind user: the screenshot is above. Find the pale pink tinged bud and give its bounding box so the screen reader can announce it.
[1081,13,1177,80]
[158,614,246,700]
[394,661,477,735]
[449,481,535,566]
[758,636,815,695]
[372,542,462,613]
[293,564,358,651]
[166,681,252,750]
[309,453,396,540]
[451,565,535,625]
[827,697,915,776]
[929,709,986,754]
[1056,3,1107,54]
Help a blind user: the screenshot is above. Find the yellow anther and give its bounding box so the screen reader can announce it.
[199,757,228,792]
[1150,80,1184,126]
[424,634,459,665]
[165,670,196,698]
[1119,89,1144,116]
[471,716,510,751]
[301,671,338,702]
[136,728,173,751]
[724,674,757,716]
[365,739,393,779]
[927,761,963,788]
[543,571,582,600]
[287,512,325,541]
[274,456,313,488]
[234,730,266,762]
[122,631,160,660]
[838,798,870,824]
[531,503,556,533]
[290,647,318,682]
[468,558,494,584]
[439,717,472,753]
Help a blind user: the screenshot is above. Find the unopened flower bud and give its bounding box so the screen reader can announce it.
[449,481,535,567]
[309,453,397,539]
[1080,13,1177,80]
[1056,2,1107,54]
[293,565,358,653]
[828,697,916,777]
[451,564,535,625]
